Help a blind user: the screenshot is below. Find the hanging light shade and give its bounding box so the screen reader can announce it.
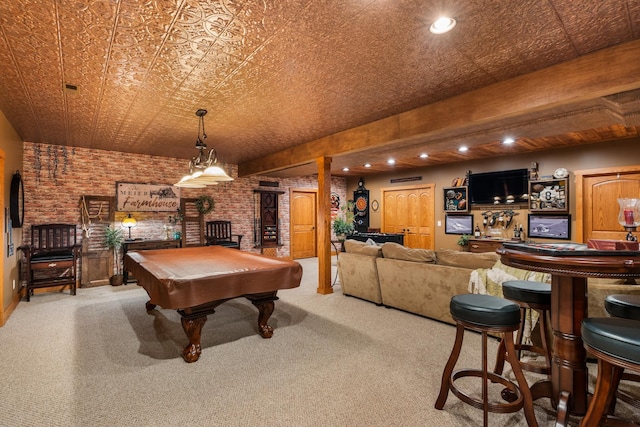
[174,109,233,187]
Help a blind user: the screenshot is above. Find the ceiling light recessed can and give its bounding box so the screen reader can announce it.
[419,153,429,159]
[364,163,372,168]
[458,146,468,152]
[342,167,349,172]
[387,159,395,165]
[503,137,515,144]
[430,16,456,34]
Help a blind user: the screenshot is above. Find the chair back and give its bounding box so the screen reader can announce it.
[206,221,233,243]
[31,224,78,254]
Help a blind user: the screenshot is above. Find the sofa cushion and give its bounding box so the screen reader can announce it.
[381,242,436,263]
[435,248,499,270]
[344,239,382,257]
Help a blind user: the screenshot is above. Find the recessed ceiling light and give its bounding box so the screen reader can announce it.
[419,153,429,159]
[430,16,456,34]
[458,146,468,152]
[364,163,371,168]
[503,137,515,145]
[342,167,349,172]
[387,159,395,165]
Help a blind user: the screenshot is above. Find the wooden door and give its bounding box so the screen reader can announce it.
[576,166,640,242]
[416,186,435,249]
[291,189,317,259]
[381,184,435,249]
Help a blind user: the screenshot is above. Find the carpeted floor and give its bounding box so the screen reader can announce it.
[0,257,638,426]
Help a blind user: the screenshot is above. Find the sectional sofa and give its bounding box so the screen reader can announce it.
[337,240,640,326]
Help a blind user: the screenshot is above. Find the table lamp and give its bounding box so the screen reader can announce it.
[617,198,640,241]
[122,213,137,239]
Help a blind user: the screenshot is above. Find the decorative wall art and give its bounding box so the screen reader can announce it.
[529,179,569,212]
[444,186,469,213]
[116,182,181,212]
[353,178,369,232]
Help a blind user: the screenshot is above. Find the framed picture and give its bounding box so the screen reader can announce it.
[527,214,571,240]
[444,186,469,212]
[445,214,473,235]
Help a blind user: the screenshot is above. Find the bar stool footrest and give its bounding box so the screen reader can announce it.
[450,369,524,413]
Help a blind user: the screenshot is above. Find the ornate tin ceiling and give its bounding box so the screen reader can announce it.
[0,0,639,177]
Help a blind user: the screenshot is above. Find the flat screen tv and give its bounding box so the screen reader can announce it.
[468,168,529,205]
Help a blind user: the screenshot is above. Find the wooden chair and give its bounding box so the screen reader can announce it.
[205,220,243,249]
[19,224,81,301]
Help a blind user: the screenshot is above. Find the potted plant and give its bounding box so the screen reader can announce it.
[104,225,125,286]
[457,234,471,251]
[332,200,356,241]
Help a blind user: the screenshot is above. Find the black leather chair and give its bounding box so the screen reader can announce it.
[19,224,80,301]
[205,220,243,249]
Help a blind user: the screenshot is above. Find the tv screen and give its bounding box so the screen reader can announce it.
[468,168,528,205]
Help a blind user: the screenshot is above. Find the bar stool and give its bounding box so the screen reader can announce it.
[580,317,640,427]
[604,294,640,408]
[605,294,640,321]
[435,294,538,427]
[495,280,552,376]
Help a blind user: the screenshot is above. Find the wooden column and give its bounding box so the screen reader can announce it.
[316,156,333,295]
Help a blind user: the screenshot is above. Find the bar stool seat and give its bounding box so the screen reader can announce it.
[496,280,552,376]
[435,294,538,427]
[605,294,640,321]
[580,317,640,426]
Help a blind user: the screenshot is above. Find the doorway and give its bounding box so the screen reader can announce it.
[575,166,640,242]
[380,183,435,249]
[290,189,317,259]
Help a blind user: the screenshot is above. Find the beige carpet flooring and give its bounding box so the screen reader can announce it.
[1,257,638,426]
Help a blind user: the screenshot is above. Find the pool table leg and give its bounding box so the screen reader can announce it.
[247,292,279,338]
[180,315,207,363]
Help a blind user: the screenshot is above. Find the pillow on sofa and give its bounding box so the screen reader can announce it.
[435,248,499,270]
[381,242,436,263]
[344,239,382,257]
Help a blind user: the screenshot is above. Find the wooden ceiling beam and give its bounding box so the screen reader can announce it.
[238,40,640,177]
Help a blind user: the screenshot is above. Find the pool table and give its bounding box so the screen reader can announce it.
[123,245,303,362]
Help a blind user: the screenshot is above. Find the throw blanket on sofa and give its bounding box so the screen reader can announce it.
[469,260,551,345]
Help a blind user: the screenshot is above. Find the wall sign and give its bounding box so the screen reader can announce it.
[116,182,181,212]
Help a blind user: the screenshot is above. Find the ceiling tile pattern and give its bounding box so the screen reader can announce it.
[0,0,639,176]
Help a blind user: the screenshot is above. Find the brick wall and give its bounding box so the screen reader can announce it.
[22,142,346,258]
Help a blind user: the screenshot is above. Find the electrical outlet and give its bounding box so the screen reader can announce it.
[437,220,442,227]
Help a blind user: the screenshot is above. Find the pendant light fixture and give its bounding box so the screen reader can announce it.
[175,109,233,187]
